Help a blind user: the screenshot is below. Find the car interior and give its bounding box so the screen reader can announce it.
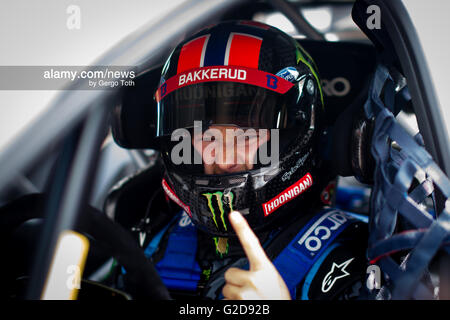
[0,0,448,300]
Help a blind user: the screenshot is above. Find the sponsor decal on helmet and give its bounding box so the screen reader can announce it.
[202,191,234,231]
[203,191,234,256]
[321,257,354,293]
[281,150,311,182]
[294,42,324,106]
[276,67,300,83]
[262,173,313,216]
[161,178,192,216]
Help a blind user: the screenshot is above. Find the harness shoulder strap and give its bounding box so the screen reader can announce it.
[364,64,450,299]
[146,208,365,299]
[145,211,202,292]
[272,208,364,298]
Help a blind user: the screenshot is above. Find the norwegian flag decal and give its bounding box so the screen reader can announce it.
[177,31,263,74]
[177,35,210,74]
[225,33,262,69]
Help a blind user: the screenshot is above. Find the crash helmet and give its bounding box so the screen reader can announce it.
[155,20,329,237]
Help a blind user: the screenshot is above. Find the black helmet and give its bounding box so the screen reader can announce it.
[155,20,328,237]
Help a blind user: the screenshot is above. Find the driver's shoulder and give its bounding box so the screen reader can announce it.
[264,207,369,300]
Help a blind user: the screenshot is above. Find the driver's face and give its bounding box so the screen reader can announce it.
[192,125,270,174]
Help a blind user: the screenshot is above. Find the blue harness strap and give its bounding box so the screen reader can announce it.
[364,64,450,299]
[272,208,362,298]
[145,211,202,292]
[300,242,341,300]
[149,208,363,299]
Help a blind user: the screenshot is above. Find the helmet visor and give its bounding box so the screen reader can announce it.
[155,66,300,136]
[157,82,300,136]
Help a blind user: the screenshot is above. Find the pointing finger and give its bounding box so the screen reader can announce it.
[229,211,268,270]
[224,267,250,287]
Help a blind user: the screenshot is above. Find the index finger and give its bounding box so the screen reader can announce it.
[229,211,268,270]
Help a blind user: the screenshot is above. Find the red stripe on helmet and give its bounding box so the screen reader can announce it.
[225,33,262,69]
[177,35,209,74]
[155,65,294,102]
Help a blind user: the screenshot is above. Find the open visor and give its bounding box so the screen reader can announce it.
[155,66,298,136]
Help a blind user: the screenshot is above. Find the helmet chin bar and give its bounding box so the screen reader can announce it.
[163,136,317,237]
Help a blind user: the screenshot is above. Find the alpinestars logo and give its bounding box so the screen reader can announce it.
[202,191,234,232]
[321,257,354,293]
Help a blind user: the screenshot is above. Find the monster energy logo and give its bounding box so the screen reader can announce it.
[202,191,234,232]
[294,41,324,107]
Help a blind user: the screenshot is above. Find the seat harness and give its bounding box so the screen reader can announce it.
[144,208,364,298]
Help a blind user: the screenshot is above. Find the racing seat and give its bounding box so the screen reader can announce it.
[103,160,165,230]
[299,39,376,127]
